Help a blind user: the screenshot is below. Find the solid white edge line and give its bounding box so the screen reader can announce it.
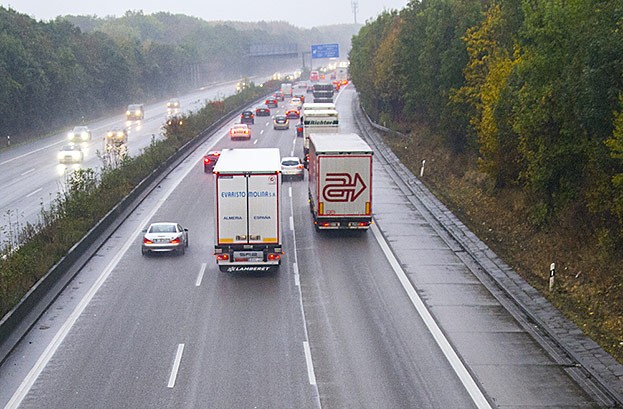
[303,341,317,385]
[6,131,227,409]
[370,223,492,409]
[167,344,185,388]
[195,263,207,287]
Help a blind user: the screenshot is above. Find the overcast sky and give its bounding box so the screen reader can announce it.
[1,0,409,27]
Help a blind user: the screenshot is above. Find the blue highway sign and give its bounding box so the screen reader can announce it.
[311,43,339,59]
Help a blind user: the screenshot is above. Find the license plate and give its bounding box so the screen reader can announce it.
[234,251,263,261]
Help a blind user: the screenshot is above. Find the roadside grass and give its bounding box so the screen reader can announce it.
[0,83,275,318]
[382,126,623,364]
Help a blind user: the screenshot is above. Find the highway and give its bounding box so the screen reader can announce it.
[0,78,258,245]
[0,84,611,408]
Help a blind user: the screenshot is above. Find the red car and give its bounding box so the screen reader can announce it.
[285,108,300,119]
[296,122,303,137]
[203,151,221,172]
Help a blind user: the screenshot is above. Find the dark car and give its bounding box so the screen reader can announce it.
[203,150,221,172]
[255,105,271,116]
[240,110,255,124]
[265,98,278,108]
[273,90,285,101]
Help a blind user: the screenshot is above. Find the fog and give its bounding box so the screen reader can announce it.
[1,0,409,27]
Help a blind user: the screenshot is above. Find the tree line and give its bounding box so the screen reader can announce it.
[0,7,359,141]
[349,0,623,247]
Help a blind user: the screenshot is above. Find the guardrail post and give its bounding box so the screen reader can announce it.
[420,159,426,177]
[549,262,556,292]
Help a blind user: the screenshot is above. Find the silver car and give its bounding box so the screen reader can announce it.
[142,222,189,255]
[280,156,304,181]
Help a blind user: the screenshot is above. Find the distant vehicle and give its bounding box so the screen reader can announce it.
[308,133,373,230]
[255,106,271,116]
[166,114,183,128]
[301,108,339,161]
[240,110,255,124]
[166,98,180,109]
[285,108,300,119]
[212,148,283,272]
[265,98,278,108]
[289,97,303,108]
[335,66,348,85]
[273,115,289,130]
[280,156,304,181]
[310,71,320,82]
[204,151,221,172]
[296,121,303,137]
[57,144,84,164]
[281,83,293,97]
[67,126,91,142]
[141,222,189,256]
[293,93,306,104]
[236,78,251,92]
[126,103,144,120]
[229,123,251,140]
[273,90,285,101]
[312,83,334,103]
[104,129,128,148]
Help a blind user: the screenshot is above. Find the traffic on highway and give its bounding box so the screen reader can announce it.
[0,71,617,408]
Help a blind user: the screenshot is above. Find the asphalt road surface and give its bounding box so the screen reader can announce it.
[0,84,606,408]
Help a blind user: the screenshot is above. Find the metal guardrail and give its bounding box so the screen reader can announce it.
[0,94,270,365]
[352,95,623,408]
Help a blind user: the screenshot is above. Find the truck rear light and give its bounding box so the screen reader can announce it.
[358,222,370,227]
[216,254,229,261]
[268,253,280,261]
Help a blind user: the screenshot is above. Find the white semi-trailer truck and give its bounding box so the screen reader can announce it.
[213,148,283,272]
[308,133,373,230]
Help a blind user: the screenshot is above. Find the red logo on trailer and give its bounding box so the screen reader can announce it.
[322,173,367,202]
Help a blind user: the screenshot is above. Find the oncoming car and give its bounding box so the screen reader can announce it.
[126,104,144,120]
[273,115,289,130]
[68,126,91,142]
[166,98,180,109]
[142,222,189,255]
[229,123,251,140]
[58,144,84,164]
[203,150,221,172]
[280,156,304,181]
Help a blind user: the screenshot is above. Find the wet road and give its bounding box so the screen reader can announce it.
[0,85,606,408]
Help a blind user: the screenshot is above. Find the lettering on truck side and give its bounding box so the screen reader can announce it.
[221,191,247,198]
